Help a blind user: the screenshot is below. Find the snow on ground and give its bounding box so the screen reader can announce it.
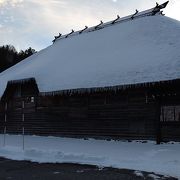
[0,135,179,178]
[134,170,144,177]
[0,15,180,97]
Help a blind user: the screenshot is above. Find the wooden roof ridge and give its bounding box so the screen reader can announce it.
[52,1,169,43]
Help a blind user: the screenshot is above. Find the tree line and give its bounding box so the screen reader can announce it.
[0,45,36,73]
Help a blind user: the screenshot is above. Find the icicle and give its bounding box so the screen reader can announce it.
[65,29,75,38]
[79,26,88,34]
[131,9,138,20]
[94,20,103,30]
[112,15,120,24]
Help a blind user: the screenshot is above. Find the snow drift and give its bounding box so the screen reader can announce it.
[0,135,180,178]
[0,14,180,97]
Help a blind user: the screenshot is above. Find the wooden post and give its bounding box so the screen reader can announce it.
[156,97,162,144]
[3,102,7,147]
[22,100,25,150]
[22,126,25,150]
[3,127,6,147]
[173,106,176,121]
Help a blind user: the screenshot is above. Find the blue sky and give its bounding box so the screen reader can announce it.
[0,0,179,51]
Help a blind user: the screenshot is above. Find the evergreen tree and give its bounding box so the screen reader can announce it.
[0,45,36,73]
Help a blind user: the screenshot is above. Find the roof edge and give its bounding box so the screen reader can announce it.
[1,78,179,98]
[39,78,180,96]
[7,77,36,85]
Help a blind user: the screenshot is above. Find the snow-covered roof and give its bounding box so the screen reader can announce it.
[0,4,180,97]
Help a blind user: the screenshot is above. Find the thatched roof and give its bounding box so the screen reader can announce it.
[0,2,179,97]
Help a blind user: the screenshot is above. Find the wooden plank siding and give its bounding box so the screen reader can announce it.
[0,90,159,140]
[0,79,180,142]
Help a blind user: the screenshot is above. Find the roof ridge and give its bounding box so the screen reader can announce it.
[52,1,169,43]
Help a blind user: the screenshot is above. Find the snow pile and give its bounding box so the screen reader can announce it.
[134,170,144,177]
[0,135,180,178]
[0,15,180,97]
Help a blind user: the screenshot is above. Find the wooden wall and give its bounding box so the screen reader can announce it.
[0,89,159,140]
[0,79,180,142]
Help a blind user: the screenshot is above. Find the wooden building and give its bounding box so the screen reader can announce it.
[0,2,180,143]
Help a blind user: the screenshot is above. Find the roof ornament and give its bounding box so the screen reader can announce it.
[95,20,103,30]
[79,26,88,34]
[131,9,138,20]
[52,33,62,43]
[158,1,169,9]
[160,11,165,16]
[58,33,62,38]
[65,29,75,38]
[112,15,120,24]
[152,1,169,15]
